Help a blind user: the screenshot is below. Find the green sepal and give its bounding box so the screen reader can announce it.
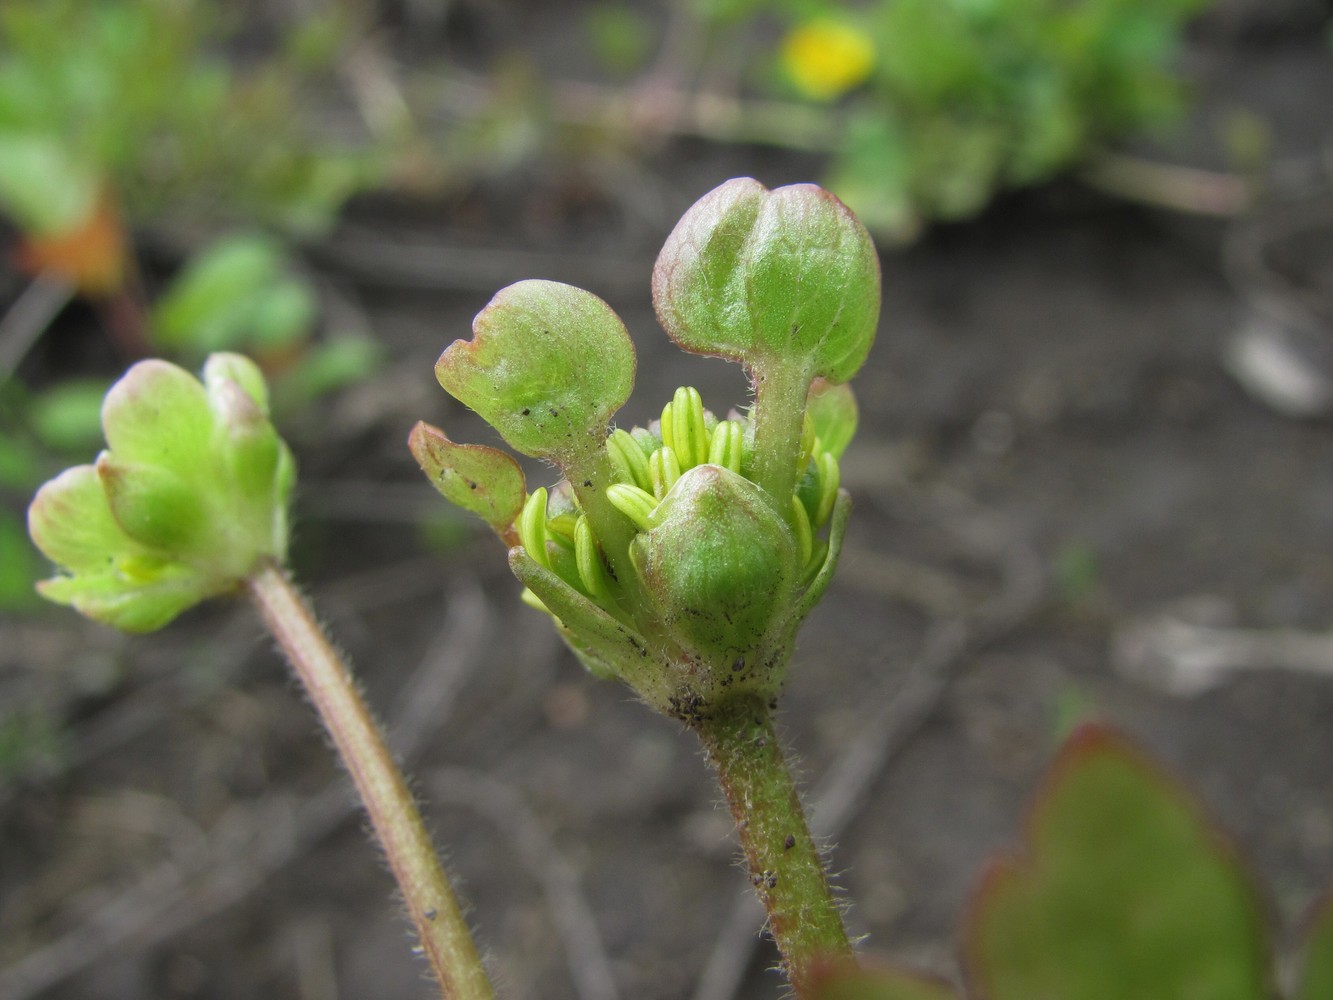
[807,379,859,459]
[630,463,799,675]
[509,547,652,685]
[435,280,636,467]
[28,464,142,575]
[37,563,218,634]
[794,488,851,619]
[204,351,271,415]
[28,468,220,633]
[652,177,881,385]
[100,359,214,481]
[408,421,526,545]
[206,371,290,535]
[96,456,206,552]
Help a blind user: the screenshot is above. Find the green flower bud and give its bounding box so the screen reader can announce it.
[28,355,294,632]
[629,464,799,684]
[574,514,615,604]
[652,178,880,385]
[435,280,636,469]
[806,379,859,459]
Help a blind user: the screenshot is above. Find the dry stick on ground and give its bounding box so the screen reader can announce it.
[0,274,75,381]
[691,486,1045,1000]
[429,767,622,1000]
[0,573,495,1000]
[1114,609,1333,697]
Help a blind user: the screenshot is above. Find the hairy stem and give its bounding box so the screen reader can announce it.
[245,559,495,1000]
[749,362,813,513]
[693,694,852,996]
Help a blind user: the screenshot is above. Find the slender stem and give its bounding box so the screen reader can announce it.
[692,694,852,997]
[749,362,813,512]
[245,559,495,1000]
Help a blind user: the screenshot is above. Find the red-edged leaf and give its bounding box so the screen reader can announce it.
[964,723,1269,1000]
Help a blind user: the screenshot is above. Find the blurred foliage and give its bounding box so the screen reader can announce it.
[814,725,1291,1000]
[765,0,1210,237]
[151,234,318,359]
[965,725,1268,1000]
[0,0,378,241]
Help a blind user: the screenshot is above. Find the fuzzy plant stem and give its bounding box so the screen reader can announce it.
[692,693,852,996]
[245,559,496,1000]
[749,362,813,515]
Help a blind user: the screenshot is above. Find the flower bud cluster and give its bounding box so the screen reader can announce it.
[411,177,878,720]
[516,386,843,626]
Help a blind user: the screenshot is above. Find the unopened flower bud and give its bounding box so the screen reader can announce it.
[630,464,799,678]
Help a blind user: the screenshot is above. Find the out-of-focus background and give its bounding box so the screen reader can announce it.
[1,1,1332,997]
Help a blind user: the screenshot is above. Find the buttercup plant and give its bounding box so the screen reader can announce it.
[27,177,879,998]
[411,177,881,991]
[22,177,1333,1000]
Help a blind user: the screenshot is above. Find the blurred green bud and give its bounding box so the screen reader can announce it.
[629,464,800,691]
[28,355,294,632]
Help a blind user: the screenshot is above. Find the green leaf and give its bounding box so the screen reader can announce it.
[435,280,636,465]
[584,3,654,77]
[652,177,881,385]
[408,421,526,541]
[151,234,311,354]
[1298,893,1333,1000]
[964,724,1270,1000]
[0,433,41,488]
[810,963,960,1000]
[270,335,383,406]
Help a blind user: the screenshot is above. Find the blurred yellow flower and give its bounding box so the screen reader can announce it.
[781,19,875,101]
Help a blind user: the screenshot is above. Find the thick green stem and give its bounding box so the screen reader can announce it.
[749,361,813,513]
[693,694,852,996]
[245,560,495,1000]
